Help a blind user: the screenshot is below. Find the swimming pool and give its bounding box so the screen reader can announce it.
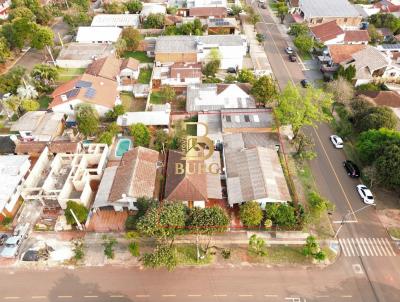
[115,138,132,157]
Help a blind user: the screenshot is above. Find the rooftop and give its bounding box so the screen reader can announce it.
[309,21,344,42]
[300,0,360,18]
[344,30,370,42]
[0,136,16,155]
[328,44,366,64]
[76,27,122,43]
[189,7,227,17]
[57,43,115,61]
[221,108,274,132]
[91,14,140,27]
[358,90,400,108]
[140,3,167,17]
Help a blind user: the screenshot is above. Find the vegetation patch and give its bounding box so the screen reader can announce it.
[123,51,154,63]
[138,68,152,84]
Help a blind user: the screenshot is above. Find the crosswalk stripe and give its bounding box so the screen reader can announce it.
[355,238,365,256]
[339,239,349,256]
[346,238,355,256]
[360,238,369,256]
[380,238,393,256]
[368,238,378,256]
[372,238,383,256]
[384,238,396,256]
[378,238,388,256]
[362,238,373,256]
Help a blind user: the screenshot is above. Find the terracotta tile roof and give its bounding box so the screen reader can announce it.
[189,7,227,17]
[108,147,160,202]
[289,0,299,7]
[377,27,393,36]
[165,15,182,26]
[344,30,370,42]
[328,44,366,64]
[15,141,47,154]
[120,58,140,71]
[309,20,344,42]
[358,91,400,107]
[85,55,121,80]
[170,62,202,79]
[216,83,252,94]
[49,73,118,109]
[164,150,208,201]
[48,141,80,154]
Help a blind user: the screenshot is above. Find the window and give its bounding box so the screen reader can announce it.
[225,115,231,122]
[244,115,250,122]
[254,115,260,123]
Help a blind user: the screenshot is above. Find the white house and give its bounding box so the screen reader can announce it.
[91,14,140,28]
[0,155,30,217]
[49,73,121,117]
[140,3,167,17]
[117,105,171,127]
[0,0,11,20]
[186,83,255,112]
[76,27,122,44]
[152,62,202,88]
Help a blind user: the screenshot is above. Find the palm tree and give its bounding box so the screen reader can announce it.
[31,64,58,86]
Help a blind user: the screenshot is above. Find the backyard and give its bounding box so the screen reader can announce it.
[120,92,146,112]
[56,68,85,83]
[123,51,154,63]
[138,68,152,84]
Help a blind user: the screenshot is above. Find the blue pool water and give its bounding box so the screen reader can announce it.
[115,138,132,157]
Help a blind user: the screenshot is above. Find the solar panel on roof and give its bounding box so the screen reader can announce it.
[66,88,80,98]
[76,81,92,88]
[84,87,96,99]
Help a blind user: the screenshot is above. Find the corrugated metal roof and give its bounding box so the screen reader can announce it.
[91,14,139,27]
[300,0,360,18]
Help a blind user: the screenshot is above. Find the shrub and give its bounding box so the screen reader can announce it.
[72,239,85,261]
[125,215,137,231]
[1,217,12,226]
[65,201,88,226]
[264,219,272,228]
[248,234,266,256]
[239,201,263,227]
[128,241,140,257]
[142,245,177,271]
[102,235,117,259]
[221,249,231,259]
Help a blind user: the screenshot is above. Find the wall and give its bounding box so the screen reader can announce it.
[307,16,362,28]
[155,52,197,64]
[52,99,111,117]
[56,59,93,69]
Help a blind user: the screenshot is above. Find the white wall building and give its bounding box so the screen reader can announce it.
[91,14,140,28]
[76,27,122,44]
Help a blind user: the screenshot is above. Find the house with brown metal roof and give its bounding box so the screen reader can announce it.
[93,147,161,211]
[164,149,222,208]
[309,21,345,45]
[344,30,370,45]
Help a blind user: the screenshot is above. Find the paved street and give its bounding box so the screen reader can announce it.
[252,2,400,302]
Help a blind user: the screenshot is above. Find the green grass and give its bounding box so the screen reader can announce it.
[251,246,310,264]
[299,52,312,61]
[176,245,213,265]
[57,68,86,83]
[38,95,52,109]
[138,68,152,84]
[123,51,154,63]
[388,227,400,239]
[150,91,164,104]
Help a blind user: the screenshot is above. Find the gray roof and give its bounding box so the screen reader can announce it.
[221,108,274,131]
[223,132,279,152]
[155,35,245,53]
[57,43,115,61]
[300,0,360,18]
[93,166,118,208]
[350,46,389,79]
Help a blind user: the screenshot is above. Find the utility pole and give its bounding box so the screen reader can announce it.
[334,204,375,239]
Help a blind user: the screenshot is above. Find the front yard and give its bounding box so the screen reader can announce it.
[123,51,154,63]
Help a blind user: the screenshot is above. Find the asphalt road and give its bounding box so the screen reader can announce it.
[252,2,400,301]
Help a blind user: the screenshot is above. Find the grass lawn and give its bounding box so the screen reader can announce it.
[388,227,400,239]
[123,51,154,63]
[299,51,312,61]
[38,95,52,109]
[150,91,165,104]
[138,68,152,84]
[249,246,310,264]
[57,68,85,83]
[176,245,213,265]
[120,92,146,111]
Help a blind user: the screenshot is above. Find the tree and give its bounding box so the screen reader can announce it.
[203,60,220,77]
[31,25,54,50]
[34,6,53,25]
[129,123,150,147]
[121,27,142,51]
[17,84,38,99]
[9,7,35,22]
[237,69,255,83]
[105,104,126,121]
[102,235,117,259]
[248,12,261,28]
[153,129,170,152]
[369,13,400,34]
[142,245,177,271]
[275,83,333,138]
[98,131,114,146]
[334,65,356,82]
[103,1,126,14]
[136,203,186,246]
[224,74,237,83]
[76,104,99,136]
[325,77,354,108]
[274,204,297,227]
[303,235,326,261]
[294,34,314,53]
[356,128,400,163]
[251,75,278,105]
[375,144,400,188]
[288,23,309,37]
[308,191,331,216]
[367,24,383,44]
[248,234,266,256]
[276,2,288,24]
[143,13,165,29]
[126,0,143,13]
[0,67,25,94]
[65,200,89,225]
[230,5,242,16]
[115,38,127,58]
[20,99,39,111]
[239,201,263,227]
[159,85,176,102]
[354,106,398,133]
[292,132,316,160]
[4,95,22,115]
[2,17,33,49]
[0,37,11,63]
[362,164,379,189]
[31,64,58,92]
[63,12,92,28]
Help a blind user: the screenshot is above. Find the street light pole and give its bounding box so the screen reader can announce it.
[334,204,375,239]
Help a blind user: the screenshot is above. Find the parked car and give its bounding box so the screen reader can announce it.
[289,54,297,62]
[343,160,360,178]
[22,249,40,262]
[300,79,310,88]
[356,184,375,205]
[285,47,294,54]
[330,135,344,149]
[0,234,8,245]
[227,67,237,74]
[1,236,22,258]
[13,222,30,239]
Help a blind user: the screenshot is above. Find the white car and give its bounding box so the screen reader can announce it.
[0,236,22,258]
[357,184,375,205]
[285,47,294,54]
[330,135,344,149]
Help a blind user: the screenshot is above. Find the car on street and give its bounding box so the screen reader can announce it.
[285,47,294,54]
[300,79,310,88]
[227,67,237,74]
[330,135,344,149]
[1,236,22,258]
[289,54,297,62]
[343,160,360,178]
[357,184,375,205]
[0,234,8,245]
[22,249,40,262]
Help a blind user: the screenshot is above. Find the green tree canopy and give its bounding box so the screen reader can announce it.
[334,65,356,82]
[105,104,126,121]
[276,2,288,24]
[142,245,177,271]
[188,206,229,235]
[237,69,255,83]
[9,7,35,22]
[288,23,309,37]
[0,67,25,94]
[20,99,39,112]
[98,131,114,146]
[65,200,89,225]
[31,63,58,92]
[354,106,398,133]
[275,83,333,138]
[143,13,165,29]
[129,123,150,147]
[31,25,54,50]
[251,75,278,105]
[0,37,11,63]
[126,0,143,13]
[121,27,142,51]
[294,34,314,53]
[375,144,400,188]
[76,104,99,137]
[159,85,176,102]
[239,201,263,227]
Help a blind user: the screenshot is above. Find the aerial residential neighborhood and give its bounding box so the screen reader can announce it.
[0,0,399,301]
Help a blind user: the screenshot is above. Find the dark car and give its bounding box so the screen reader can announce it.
[300,79,310,88]
[22,250,39,261]
[227,67,237,74]
[0,234,8,245]
[261,3,267,9]
[289,54,297,62]
[343,160,360,178]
